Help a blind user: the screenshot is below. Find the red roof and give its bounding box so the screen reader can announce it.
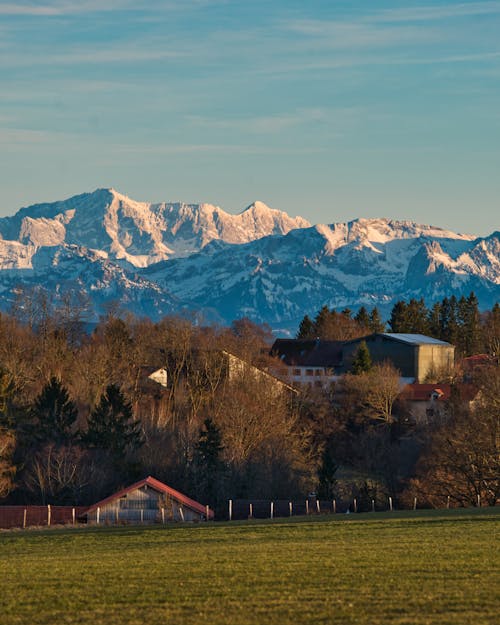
[400,383,452,402]
[84,476,214,519]
[461,354,492,370]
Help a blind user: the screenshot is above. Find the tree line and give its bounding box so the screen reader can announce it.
[297,293,500,359]
[0,289,499,515]
[0,303,309,514]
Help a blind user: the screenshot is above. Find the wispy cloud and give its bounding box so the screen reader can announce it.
[186,108,338,134]
[282,19,439,48]
[0,0,224,16]
[0,127,53,144]
[0,43,189,68]
[107,142,327,157]
[371,2,500,23]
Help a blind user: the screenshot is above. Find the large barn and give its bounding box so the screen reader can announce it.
[84,476,214,524]
[272,333,455,385]
[341,333,455,382]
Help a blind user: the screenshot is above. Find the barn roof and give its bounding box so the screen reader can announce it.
[380,333,452,346]
[340,333,452,348]
[84,476,214,519]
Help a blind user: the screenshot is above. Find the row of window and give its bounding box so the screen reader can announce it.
[292,368,335,377]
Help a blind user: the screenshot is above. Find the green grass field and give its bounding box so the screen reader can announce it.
[1,508,499,625]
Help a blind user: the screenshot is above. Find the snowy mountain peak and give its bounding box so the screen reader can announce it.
[1,189,498,329]
[0,189,311,269]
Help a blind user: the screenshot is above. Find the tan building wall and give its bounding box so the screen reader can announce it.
[416,344,455,383]
[342,335,455,382]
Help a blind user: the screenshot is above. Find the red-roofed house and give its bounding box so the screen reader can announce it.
[399,383,452,423]
[83,476,213,524]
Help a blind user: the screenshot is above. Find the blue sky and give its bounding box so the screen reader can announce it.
[1,0,499,235]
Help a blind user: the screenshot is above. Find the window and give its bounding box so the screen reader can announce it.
[315,370,322,376]
[293,368,301,376]
[305,369,314,376]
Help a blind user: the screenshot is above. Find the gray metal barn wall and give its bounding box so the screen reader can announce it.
[342,336,417,378]
[87,486,202,524]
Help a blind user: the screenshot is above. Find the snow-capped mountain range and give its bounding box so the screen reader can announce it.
[0,188,498,330]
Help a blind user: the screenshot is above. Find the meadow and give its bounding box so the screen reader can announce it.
[0,508,498,625]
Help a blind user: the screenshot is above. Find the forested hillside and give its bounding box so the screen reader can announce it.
[0,293,499,513]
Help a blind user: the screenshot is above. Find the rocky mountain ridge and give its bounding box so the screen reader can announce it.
[0,189,498,330]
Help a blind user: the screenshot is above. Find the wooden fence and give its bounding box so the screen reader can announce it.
[0,506,88,529]
[224,494,485,520]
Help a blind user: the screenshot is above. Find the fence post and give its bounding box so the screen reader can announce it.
[47,504,51,527]
[72,508,76,525]
[270,501,274,519]
[306,500,309,515]
[371,499,375,513]
[206,505,210,521]
[249,503,253,519]
[333,499,336,514]
[140,509,144,523]
[316,500,320,514]
[96,506,100,525]
[477,494,481,507]
[179,507,184,522]
[229,499,233,521]
[389,497,393,512]
[413,497,417,511]
[161,507,165,524]
[23,508,27,529]
[289,501,293,517]
[353,498,357,513]
[447,496,450,509]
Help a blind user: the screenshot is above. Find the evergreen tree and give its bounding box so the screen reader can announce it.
[314,305,334,339]
[428,301,442,338]
[31,377,78,444]
[441,296,459,345]
[458,292,482,356]
[317,444,338,500]
[389,301,408,332]
[84,384,142,457]
[354,306,370,330]
[193,417,225,509]
[351,341,372,374]
[369,307,385,333]
[406,298,429,335]
[483,302,500,361]
[296,314,315,339]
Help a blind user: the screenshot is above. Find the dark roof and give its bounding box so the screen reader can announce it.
[271,339,343,367]
[84,476,214,519]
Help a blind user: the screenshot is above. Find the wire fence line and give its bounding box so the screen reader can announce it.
[225,494,487,521]
[0,493,488,529]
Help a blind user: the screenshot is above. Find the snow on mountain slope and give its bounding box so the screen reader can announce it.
[0,243,179,320]
[142,220,500,327]
[0,189,498,330]
[0,189,310,269]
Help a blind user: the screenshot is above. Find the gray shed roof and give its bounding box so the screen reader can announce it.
[381,333,452,346]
